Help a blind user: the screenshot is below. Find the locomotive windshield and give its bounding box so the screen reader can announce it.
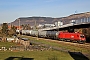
[80,34,85,38]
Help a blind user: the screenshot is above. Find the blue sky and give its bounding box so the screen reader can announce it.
[0,0,90,23]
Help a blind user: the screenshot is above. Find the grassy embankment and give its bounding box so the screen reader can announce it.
[0,42,73,60]
[0,35,90,60]
[0,50,73,60]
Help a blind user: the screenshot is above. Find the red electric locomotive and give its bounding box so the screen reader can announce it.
[58,32,86,43]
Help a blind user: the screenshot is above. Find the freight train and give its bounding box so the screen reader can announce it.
[16,30,86,43]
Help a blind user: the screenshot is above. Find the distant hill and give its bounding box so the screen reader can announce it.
[10,17,62,26]
[9,12,90,26]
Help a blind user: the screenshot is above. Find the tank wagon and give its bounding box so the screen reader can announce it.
[30,30,38,37]
[38,30,47,38]
[21,30,27,35]
[25,30,32,36]
[46,31,58,39]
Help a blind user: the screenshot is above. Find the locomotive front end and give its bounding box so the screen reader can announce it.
[79,34,86,43]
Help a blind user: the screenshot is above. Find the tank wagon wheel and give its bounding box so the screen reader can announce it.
[59,38,64,41]
[53,37,56,40]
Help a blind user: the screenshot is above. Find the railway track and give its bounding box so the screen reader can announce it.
[19,35,90,50]
[23,35,90,49]
[46,39,90,49]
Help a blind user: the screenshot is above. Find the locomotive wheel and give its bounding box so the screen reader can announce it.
[65,39,71,42]
[61,39,64,41]
[77,41,85,44]
[64,39,67,42]
[71,40,77,43]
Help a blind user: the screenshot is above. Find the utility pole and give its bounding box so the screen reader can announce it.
[35,20,36,29]
[34,20,39,40]
[18,18,20,35]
